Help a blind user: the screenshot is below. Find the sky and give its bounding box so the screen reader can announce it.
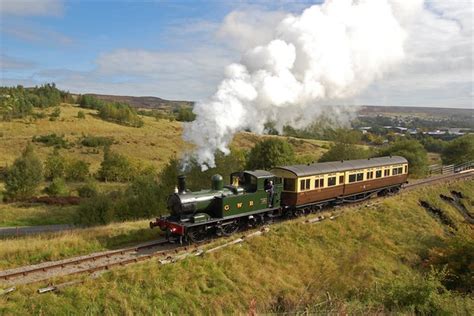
[0,0,472,108]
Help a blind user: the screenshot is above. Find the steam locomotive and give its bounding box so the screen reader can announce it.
[150,156,408,243]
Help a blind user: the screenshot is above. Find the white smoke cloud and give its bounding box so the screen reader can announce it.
[184,0,419,169]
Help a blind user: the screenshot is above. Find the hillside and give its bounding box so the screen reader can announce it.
[1,179,472,314]
[0,103,329,173]
[81,94,194,111]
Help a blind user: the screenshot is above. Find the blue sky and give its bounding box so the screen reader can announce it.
[1,0,472,108]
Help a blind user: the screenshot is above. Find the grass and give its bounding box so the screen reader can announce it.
[0,103,330,174]
[0,103,185,172]
[1,179,472,314]
[0,203,77,227]
[0,220,159,270]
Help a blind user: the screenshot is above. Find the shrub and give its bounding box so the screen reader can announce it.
[65,159,90,181]
[44,148,66,180]
[376,139,428,177]
[77,181,98,198]
[80,136,114,147]
[77,111,86,119]
[49,107,61,121]
[32,133,69,148]
[174,107,196,122]
[98,102,144,127]
[246,138,295,170]
[319,143,370,162]
[75,193,115,226]
[97,147,134,182]
[4,144,43,200]
[44,177,69,196]
[441,134,474,165]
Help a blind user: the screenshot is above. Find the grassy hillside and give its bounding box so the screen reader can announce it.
[0,103,328,173]
[1,179,472,314]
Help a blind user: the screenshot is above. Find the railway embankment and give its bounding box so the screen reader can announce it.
[1,178,473,314]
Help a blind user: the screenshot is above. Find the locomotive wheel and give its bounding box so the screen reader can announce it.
[222,221,239,236]
[187,227,208,243]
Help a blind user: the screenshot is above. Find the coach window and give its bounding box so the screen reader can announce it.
[393,168,398,175]
[328,177,336,186]
[384,169,390,177]
[367,171,373,179]
[283,178,296,191]
[300,179,311,191]
[404,165,408,173]
[376,170,382,178]
[398,167,403,174]
[349,174,356,183]
[315,178,324,188]
[356,173,363,181]
[339,175,344,184]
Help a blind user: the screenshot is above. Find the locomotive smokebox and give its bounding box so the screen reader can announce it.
[177,175,186,193]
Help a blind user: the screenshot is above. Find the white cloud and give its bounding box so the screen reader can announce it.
[0,54,35,69]
[3,25,73,46]
[0,0,64,17]
[356,0,473,108]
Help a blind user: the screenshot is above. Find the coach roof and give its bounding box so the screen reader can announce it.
[273,156,408,177]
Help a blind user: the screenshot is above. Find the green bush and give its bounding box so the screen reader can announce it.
[246,138,295,170]
[80,136,114,147]
[77,181,98,198]
[441,134,474,165]
[44,148,66,180]
[376,139,428,177]
[77,110,86,119]
[65,159,90,181]
[98,102,144,127]
[32,133,69,148]
[44,177,69,196]
[49,107,61,121]
[4,144,43,200]
[75,193,115,226]
[174,107,196,122]
[97,147,134,182]
[319,143,370,162]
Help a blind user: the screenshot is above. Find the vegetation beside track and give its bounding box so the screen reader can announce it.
[1,179,472,314]
[0,220,158,270]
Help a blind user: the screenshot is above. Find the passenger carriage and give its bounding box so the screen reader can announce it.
[271,156,408,208]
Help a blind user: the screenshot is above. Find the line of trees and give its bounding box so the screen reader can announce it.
[78,95,144,127]
[0,83,73,121]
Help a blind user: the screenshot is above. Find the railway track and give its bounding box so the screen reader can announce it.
[0,171,472,288]
[0,239,199,286]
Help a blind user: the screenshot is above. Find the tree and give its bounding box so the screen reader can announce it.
[441,135,474,165]
[65,159,90,181]
[318,143,370,162]
[44,148,66,180]
[246,138,295,170]
[44,177,68,196]
[4,144,43,199]
[319,128,371,162]
[97,147,133,182]
[376,139,428,177]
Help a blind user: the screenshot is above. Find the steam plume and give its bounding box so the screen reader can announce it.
[184,0,415,169]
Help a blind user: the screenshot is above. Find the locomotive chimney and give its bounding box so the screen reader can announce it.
[177,175,186,194]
